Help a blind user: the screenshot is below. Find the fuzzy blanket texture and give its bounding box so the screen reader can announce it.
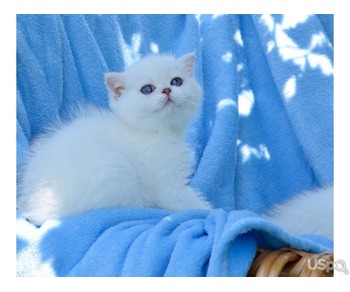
[16,14,333,276]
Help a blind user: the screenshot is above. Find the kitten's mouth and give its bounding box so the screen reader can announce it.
[165,98,174,106]
[162,95,176,108]
[155,96,177,113]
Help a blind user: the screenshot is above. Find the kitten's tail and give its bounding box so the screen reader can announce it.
[263,186,333,241]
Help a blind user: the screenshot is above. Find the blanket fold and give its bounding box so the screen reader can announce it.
[17,208,332,277]
[16,14,333,277]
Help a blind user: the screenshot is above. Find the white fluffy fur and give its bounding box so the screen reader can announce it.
[263,186,333,240]
[17,53,333,241]
[18,53,212,225]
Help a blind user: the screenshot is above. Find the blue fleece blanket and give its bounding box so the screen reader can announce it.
[16,14,333,276]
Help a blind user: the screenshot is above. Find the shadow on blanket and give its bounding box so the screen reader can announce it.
[16,14,333,276]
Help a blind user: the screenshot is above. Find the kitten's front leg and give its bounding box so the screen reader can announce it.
[157,184,212,212]
[142,144,212,211]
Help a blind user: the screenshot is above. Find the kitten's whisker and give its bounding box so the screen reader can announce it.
[180,96,198,110]
[154,98,167,108]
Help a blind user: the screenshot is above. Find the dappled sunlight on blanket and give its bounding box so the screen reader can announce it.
[216,98,237,112]
[17,216,61,276]
[120,32,142,66]
[240,143,271,164]
[238,89,255,116]
[259,14,333,82]
[283,75,297,102]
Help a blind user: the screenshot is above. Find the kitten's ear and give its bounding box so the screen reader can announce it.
[179,52,196,76]
[105,72,126,100]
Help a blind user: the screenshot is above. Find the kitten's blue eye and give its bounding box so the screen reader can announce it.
[140,84,154,95]
[170,77,183,86]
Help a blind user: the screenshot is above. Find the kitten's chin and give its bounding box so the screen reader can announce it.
[160,106,198,134]
[153,96,175,112]
[156,95,200,133]
[164,99,175,107]
[143,106,196,134]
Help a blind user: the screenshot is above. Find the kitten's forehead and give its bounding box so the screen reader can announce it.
[125,55,184,82]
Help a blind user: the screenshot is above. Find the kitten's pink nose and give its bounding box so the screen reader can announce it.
[162,88,171,96]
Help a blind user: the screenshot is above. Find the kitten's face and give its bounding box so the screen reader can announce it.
[105,53,202,133]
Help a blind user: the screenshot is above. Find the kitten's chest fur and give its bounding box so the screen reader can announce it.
[60,111,192,201]
[110,115,191,169]
[117,120,193,191]
[73,112,192,190]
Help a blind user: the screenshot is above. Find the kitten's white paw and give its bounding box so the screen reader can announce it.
[159,187,212,211]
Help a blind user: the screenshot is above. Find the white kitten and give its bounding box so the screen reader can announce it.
[17,53,212,225]
[263,186,333,240]
[17,52,333,242]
